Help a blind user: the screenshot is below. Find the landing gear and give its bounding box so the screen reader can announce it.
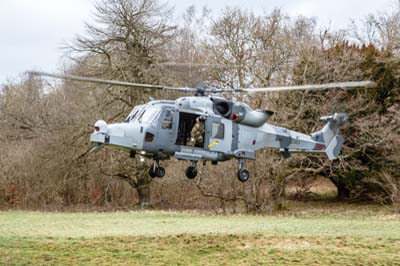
[185,161,198,179]
[237,168,250,182]
[281,148,291,159]
[237,158,250,183]
[149,167,165,178]
[149,160,165,178]
[155,167,165,178]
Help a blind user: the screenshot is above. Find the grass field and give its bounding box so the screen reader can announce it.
[1,202,400,265]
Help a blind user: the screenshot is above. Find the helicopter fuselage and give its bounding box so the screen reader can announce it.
[90,96,347,173]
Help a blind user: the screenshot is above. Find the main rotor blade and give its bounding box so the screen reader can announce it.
[158,62,241,68]
[28,71,197,93]
[241,81,376,93]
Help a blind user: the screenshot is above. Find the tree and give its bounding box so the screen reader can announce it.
[195,9,319,213]
[351,2,400,55]
[290,43,400,202]
[66,0,177,207]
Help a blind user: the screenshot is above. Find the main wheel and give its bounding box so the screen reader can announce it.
[148,167,157,178]
[155,167,166,178]
[237,168,250,183]
[185,166,197,179]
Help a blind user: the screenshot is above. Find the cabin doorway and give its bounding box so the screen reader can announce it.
[175,112,204,147]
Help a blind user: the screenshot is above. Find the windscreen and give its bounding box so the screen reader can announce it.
[125,106,144,123]
[138,108,161,124]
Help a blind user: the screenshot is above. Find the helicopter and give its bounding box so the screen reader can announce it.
[29,71,375,182]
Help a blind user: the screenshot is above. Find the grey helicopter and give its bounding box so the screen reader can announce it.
[29,71,375,182]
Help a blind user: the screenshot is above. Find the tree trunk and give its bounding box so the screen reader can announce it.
[336,184,351,200]
[329,177,350,200]
[136,174,152,208]
[269,176,286,211]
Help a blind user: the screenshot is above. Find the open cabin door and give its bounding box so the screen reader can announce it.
[205,117,232,152]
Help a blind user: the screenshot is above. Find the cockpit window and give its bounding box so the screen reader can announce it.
[138,108,161,124]
[162,110,174,129]
[137,110,145,123]
[125,106,142,123]
[151,110,162,127]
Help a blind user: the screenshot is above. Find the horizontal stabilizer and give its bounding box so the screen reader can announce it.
[320,113,348,125]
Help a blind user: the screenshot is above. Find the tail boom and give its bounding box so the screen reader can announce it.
[248,113,348,160]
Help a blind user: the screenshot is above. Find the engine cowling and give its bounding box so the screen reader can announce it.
[211,98,273,127]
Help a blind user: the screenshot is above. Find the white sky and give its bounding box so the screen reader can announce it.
[0,0,394,84]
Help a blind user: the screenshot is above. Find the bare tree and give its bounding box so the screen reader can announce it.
[207,8,259,88]
[351,2,400,54]
[66,0,177,207]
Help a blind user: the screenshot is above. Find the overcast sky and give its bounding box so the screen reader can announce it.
[0,0,394,84]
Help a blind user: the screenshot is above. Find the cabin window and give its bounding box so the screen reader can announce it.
[162,110,174,129]
[212,122,225,139]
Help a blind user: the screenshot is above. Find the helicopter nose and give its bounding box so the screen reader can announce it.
[94,120,108,134]
[91,121,143,150]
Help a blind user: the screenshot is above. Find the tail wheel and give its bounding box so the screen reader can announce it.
[185,166,197,179]
[237,168,250,183]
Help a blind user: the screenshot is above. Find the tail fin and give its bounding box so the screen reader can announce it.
[311,113,348,160]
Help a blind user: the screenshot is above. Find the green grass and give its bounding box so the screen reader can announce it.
[1,203,400,265]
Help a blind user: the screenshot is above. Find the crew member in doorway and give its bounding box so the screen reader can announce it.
[188,116,205,147]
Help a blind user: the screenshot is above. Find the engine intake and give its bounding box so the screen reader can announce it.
[212,97,233,117]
